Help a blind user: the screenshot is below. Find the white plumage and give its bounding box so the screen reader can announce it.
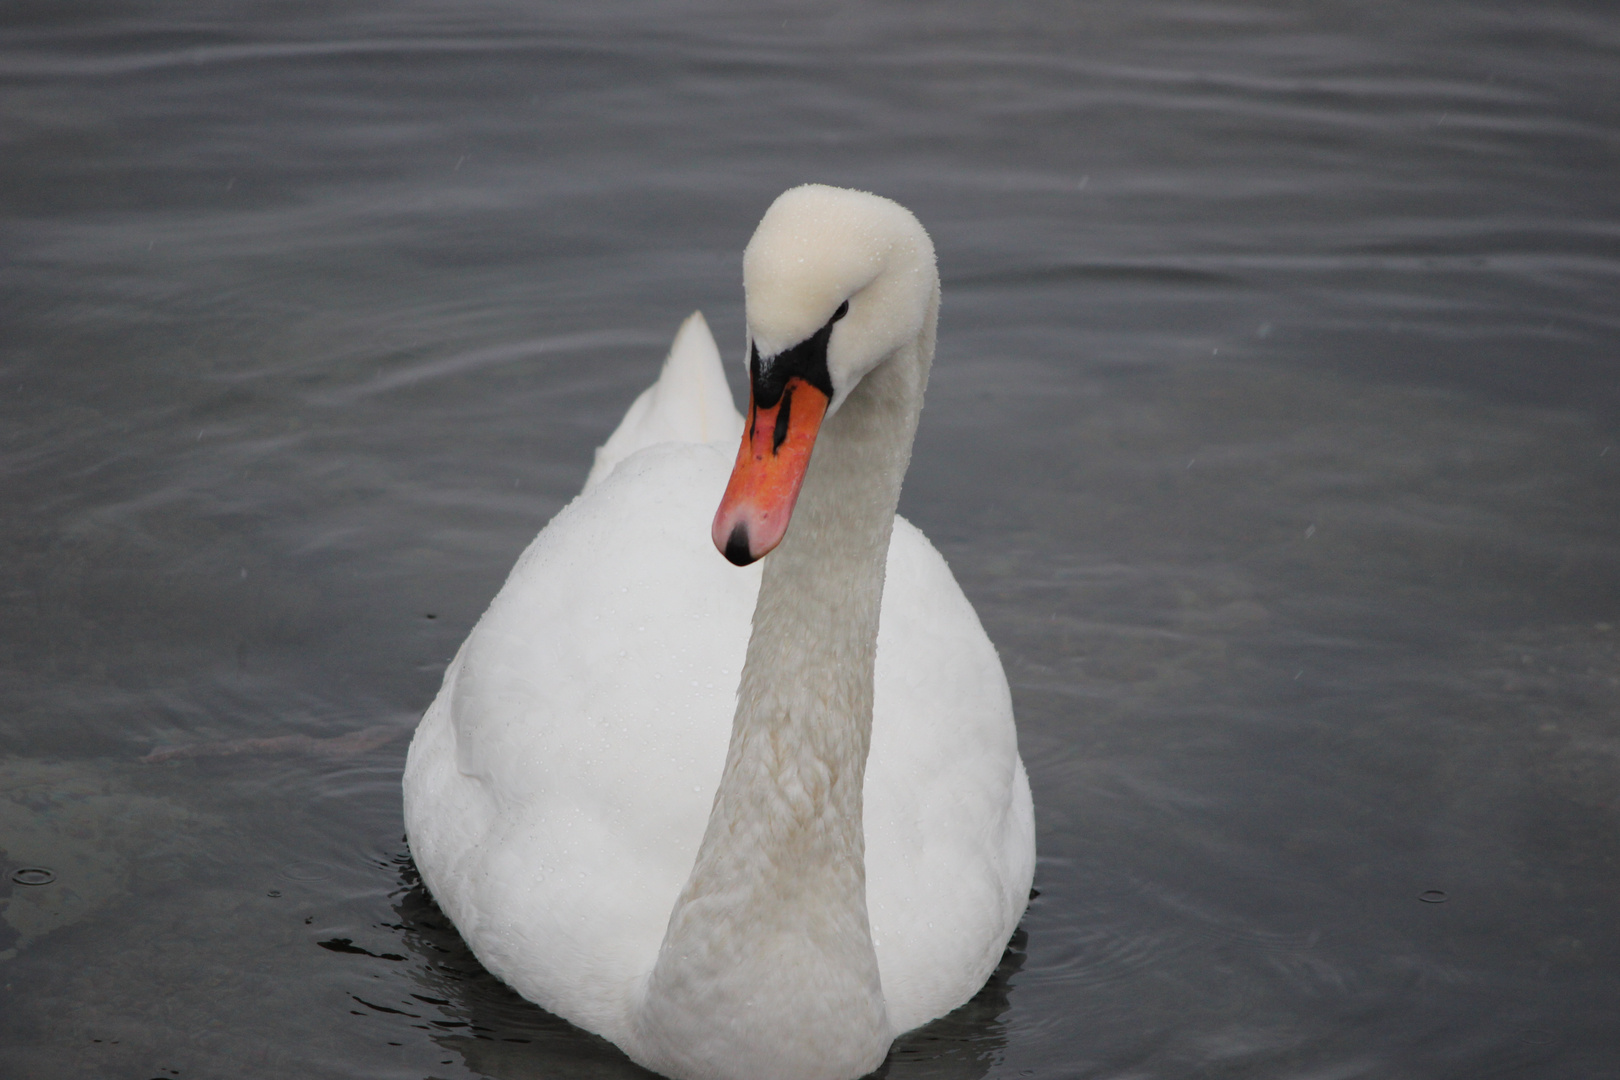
[404,186,1034,1080]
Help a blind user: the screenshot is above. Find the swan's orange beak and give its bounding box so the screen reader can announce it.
[712,377,830,566]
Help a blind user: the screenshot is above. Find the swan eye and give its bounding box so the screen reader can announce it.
[831,300,849,323]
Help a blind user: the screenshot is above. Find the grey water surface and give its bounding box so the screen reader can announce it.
[3,1,1618,1077]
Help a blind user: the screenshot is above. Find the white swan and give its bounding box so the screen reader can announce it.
[403,185,1035,1080]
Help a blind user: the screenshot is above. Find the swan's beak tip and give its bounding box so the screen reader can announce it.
[721,522,757,566]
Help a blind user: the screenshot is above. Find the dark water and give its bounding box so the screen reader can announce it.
[3,1,1618,1077]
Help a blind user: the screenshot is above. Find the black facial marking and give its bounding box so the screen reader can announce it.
[724,523,754,566]
[772,383,794,453]
[748,302,845,410]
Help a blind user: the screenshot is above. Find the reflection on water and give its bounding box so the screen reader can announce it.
[3,0,1619,1077]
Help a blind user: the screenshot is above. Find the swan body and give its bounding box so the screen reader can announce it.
[404,186,1034,1080]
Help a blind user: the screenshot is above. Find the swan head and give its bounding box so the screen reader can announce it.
[712,185,937,566]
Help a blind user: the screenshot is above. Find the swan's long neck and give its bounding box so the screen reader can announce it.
[631,290,937,1080]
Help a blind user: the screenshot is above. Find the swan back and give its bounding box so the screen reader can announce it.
[585,311,744,490]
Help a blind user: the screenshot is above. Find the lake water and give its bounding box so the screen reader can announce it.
[3,1,1618,1077]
